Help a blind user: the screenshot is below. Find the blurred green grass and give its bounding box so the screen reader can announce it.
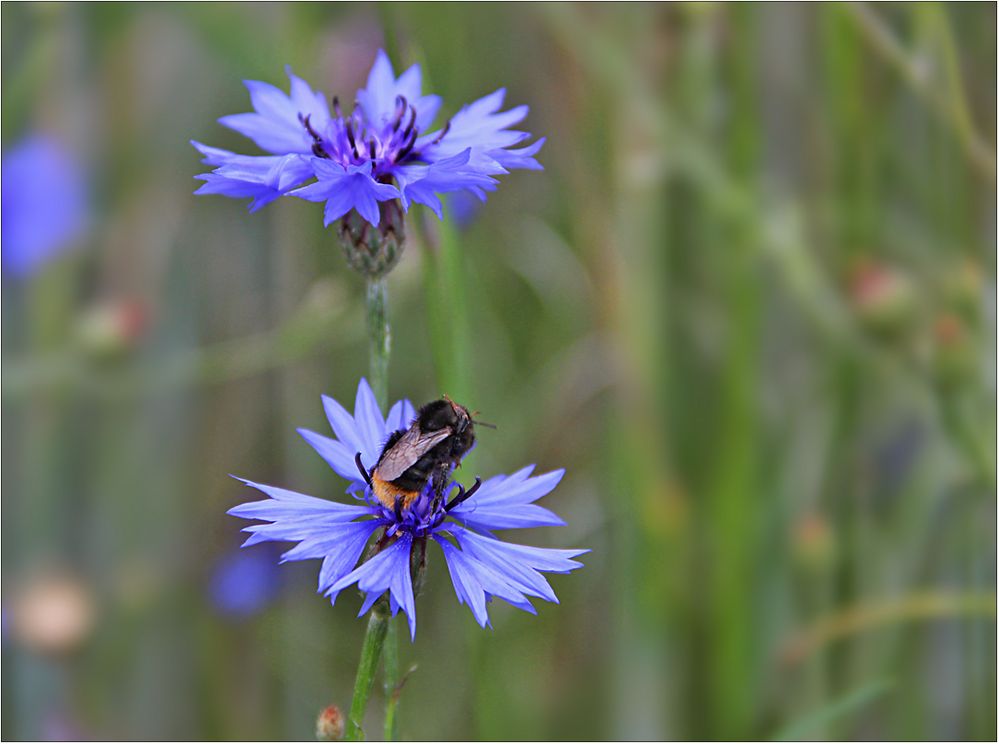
[2,3,995,740]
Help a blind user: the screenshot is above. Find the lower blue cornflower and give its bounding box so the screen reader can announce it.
[228,379,587,639]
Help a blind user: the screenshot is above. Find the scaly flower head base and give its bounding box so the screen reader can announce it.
[337,199,405,278]
[228,379,586,639]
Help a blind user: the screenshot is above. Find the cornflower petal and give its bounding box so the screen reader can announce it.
[296,429,361,484]
[354,378,387,458]
[436,536,540,627]
[449,467,567,531]
[227,477,370,522]
[329,534,417,639]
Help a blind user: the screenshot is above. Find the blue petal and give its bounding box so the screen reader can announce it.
[319,520,382,600]
[328,534,418,639]
[321,392,368,460]
[280,519,378,563]
[192,144,315,212]
[297,428,363,484]
[385,398,417,434]
[354,378,387,458]
[436,536,542,627]
[290,161,399,228]
[217,72,330,155]
[228,477,371,522]
[449,467,568,532]
[356,50,441,130]
[450,527,587,605]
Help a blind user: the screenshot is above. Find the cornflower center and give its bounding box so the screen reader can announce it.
[298,95,450,178]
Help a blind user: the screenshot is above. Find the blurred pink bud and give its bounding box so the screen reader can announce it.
[12,572,95,657]
[315,704,345,741]
[847,259,915,335]
[75,298,150,358]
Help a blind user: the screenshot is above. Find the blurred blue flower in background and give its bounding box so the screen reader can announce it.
[208,547,282,619]
[228,379,586,639]
[193,50,544,227]
[2,135,89,278]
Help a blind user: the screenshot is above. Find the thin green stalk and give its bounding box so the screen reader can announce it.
[345,607,391,741]
[365,277,390,408]
[382,620,400,741]
[352,274,401,741]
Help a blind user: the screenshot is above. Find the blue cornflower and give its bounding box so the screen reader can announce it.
[228,379,586,639]
[192,50,543,228]
[208,547,282,619]
[2,135,89,278]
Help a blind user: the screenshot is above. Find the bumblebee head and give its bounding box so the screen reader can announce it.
[418,396,477,462]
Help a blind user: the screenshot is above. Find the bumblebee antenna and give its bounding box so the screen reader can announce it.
[469,409,496,429]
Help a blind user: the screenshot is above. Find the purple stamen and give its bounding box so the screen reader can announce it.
[345,121,361,159]
[445,477,482,512]
[391,96,408,131]
[396,127,419,161]
[299,113,330,159]
[400,105,417,142]
[432,120,451,146]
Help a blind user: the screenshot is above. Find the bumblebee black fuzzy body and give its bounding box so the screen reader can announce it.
[368,398,476,510]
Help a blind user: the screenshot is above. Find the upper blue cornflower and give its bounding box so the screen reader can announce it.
[2,135,89,278]
[193,50,544,227]
[228,379,585,639]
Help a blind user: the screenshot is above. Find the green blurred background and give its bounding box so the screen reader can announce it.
[2,2,996,740]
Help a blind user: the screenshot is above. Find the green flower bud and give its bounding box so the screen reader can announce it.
[338,201,405,278]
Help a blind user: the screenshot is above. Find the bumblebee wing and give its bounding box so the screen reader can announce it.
[374,426,451,482]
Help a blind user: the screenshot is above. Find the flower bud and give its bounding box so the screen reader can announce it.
[75,298,148,359]
[930,313,975,387]
[338,201,405,278]
[791,512,835,574]
[315,704,344,741]
[847,259,915,337]
[943,259,983,324]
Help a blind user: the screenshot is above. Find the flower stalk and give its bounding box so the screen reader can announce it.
[345,604,391,741]
[344,272,399,741]
[365,277,390,409]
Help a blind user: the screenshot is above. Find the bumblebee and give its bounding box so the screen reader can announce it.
[354,396,483,515]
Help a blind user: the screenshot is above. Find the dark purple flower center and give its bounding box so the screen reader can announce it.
[299,95,450,179]
[354,453,479,538]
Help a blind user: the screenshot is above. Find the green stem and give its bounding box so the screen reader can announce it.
[365,277,390,409]
[344,275,400,742]
[345,607,391,741]
[382,619,400,741]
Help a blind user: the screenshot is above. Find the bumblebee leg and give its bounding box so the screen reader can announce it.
[445,477,482,511]
[394,495,404,522]
[354,453,372,486]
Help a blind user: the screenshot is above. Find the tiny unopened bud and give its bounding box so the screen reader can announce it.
[943,259,983,324]
[791,512,835,573]
[847,259,914,336]
[931,313,975,386]
[75,298,148,358]
[315,704,344,741]
[338,201,405,278]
